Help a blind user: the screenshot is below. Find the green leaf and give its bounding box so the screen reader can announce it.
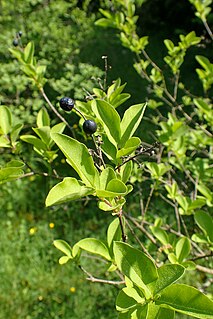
[147,303,175,319]
[92,99,121,146]
[99,167,116,190]
[98,197,126,212]
[74,238,111,261]
[10,123,23,144]
[101,134,118,162]
[51,133,99,187]
[45,177,94,207]
[53,240,72,257]
[0,167,24,184]
[113,242,158,297]
[116,286,144,312]
[117,137,141,159]
[59,256,71,265]
[156,284,213,319]
[0,105,12,134]
[6,160,25,168]
[194,210,213,242]
[24,41,35,64]
[149,264,185,295]
[95,18,117,28]
[149,225,169,246]
[175,236,191,262]
[33,126,51,146]
[36,108,50,127]
[120,103,146,147]
[107,218,122,256]
[96,179,127,198]
[20,135,48,151]
[120,161,133,184]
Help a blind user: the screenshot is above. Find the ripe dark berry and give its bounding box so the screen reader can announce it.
[59,97,75,111]
[18,31,23,37]
[83,120,97,135]
[12,39,19,47]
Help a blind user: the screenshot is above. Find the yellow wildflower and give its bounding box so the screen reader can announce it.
[70,287,76,293]
[49,222,55,229]
[29,227,37,235]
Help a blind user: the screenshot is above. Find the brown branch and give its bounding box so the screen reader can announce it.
[78,265,124,285]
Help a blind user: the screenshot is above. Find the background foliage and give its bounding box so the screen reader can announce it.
[0,0,212,318]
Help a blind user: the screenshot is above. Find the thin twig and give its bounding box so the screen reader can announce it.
[78,265,124,285]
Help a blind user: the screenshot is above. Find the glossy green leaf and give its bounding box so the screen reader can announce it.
[98,197,126,212]
[6,160,25,168]
[107,218,122,255]
[120,103,146,147]
[194,210,213,242]
[51,133,99,187]
[75,238,111,261]
[53,240,72,257]
[45,177,94,207]
[92,99,121,146]
[149,264,185,295]
[175,236,191,262]
[0,105,12,134]
[36,108,50,127]
[117,137,141,159]
[156,284,213,318]
[114,242,158,296]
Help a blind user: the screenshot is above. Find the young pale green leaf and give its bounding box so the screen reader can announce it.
[6,160,25,168]
[10,123,23,144]
[0,167,24,184]
[45,177,94,207]
[149,264,185,295]
[33,127,51,146]
[175,236,191,262]
[156,284,213,319]
[24,41,35,64]
[0,105,12,135]
[120,161,133,184]
[98,197,126,212]
[114,242,158,296]
[96,179,127,198]
[120,103,146,148]
[194,210,213,242]
[116,287,144,312]
[101,134,118,162]
[92,99,121,146]
[74,238,111,261]
[53,240,72,257]
[107,218,122,255]
[147,303,175,319]
[36,108,50,127]
[117,137,141,159]
[59,256,71,265]
[149,225,169,246]
[51,133,99,187]
[99,167,116,190]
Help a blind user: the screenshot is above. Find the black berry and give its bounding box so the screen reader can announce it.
[83,120,97,135]
[59,97,75,111]
[18,31,23,37]
[12,39,19,47]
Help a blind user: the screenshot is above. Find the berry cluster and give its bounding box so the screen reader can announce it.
[59,97,97,135]
[12,31,23,47]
